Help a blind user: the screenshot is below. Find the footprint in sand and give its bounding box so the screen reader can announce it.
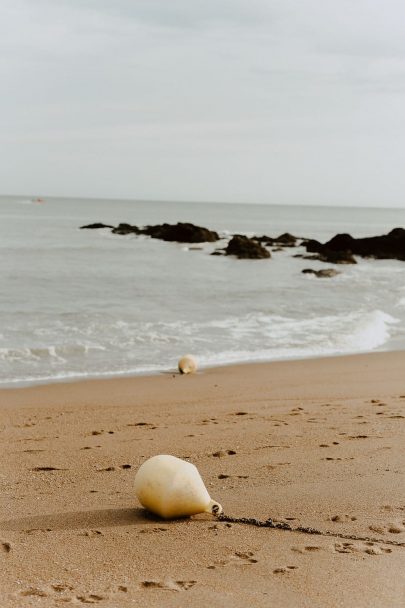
[334,542,360,554]
[22,583,114,603]
[212,449,237,457]
[370,523,405,534]
[141,580,196,591]
[334,541,392,555]
[127,422,157,429]
[207,550,258,569]
[51,583,74,593]
[20,588,48,598]
[81,530,103,537]
[292,545,322,553]
[199,419,218,426]
[233,551,258,564]
[139,527,168,534]
[365,546,393,555]
[369,525,386,534]
[273,566,298,574]
[76,594,105,603]
[330,514,357,522]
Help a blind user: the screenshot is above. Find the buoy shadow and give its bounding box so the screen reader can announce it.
[0,507,152,532]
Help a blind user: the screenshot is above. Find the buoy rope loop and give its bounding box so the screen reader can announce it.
[217,513,405,548]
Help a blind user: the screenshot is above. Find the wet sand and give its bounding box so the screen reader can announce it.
[1,352,405,607]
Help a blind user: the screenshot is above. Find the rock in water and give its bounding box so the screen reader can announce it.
[134,455,223,519]
[142,222,219,243]
[225,235,271,259]
[111,223,140,235]
[178,355,197,374]
[302,268,340,278]
[304,228,405,262]
[80,222,114,229]
[319,250,356,264]
[254,233,298,247]
[301,248,356,264]
[274,232,297,246]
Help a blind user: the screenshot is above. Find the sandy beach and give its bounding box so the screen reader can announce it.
[1,351,405,607]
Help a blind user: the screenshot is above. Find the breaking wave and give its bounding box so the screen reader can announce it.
[0,309,397,386]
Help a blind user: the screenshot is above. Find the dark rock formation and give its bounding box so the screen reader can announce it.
[304,228,405,261]
[302,268,340,278]
[225,235,271,259]
[80,222,114,229]
[141,222,219,243]
[255,232,297,247]
[108,221,219,242]
[274,232,297,246]
[111,223,140,235]
[303,239,323,253]
[294,249,356,264]
[319,250,356,264]
[255,235,274,245]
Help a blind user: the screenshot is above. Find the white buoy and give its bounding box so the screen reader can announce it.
[134,455,222,519]
[178,354,197,375]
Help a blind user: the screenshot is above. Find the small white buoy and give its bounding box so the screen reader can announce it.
[178,354,197,374]
[134,454,222,519]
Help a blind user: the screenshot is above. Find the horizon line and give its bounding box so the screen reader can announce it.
[1,192,405,212]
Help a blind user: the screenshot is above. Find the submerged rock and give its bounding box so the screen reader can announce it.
[319,250,356,264]
[111,223,140,235]
[255,232,297,247]
[225,235,271,259]
[303,250,356,264]
[80,222,114,229]
[302,268,340,278]
[254,235,274,245]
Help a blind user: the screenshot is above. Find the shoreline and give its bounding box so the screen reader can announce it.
[1,346,404,392]
[1,350,405,606]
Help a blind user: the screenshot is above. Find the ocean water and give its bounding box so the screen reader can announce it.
[1,195,405,386]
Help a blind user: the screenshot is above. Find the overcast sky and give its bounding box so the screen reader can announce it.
[1,0,405,206]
